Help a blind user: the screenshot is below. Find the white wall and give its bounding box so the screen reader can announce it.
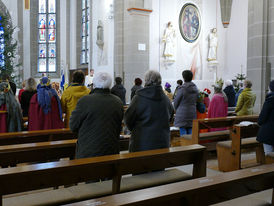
[92,0,114,80]
[149,0,248,92]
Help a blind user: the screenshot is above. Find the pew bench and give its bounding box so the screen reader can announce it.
[0,137,130,167]
[65,164,274,206]
[0,145,206,206]
[179,115,259,150]
[217,124,264,172]
[266,152,274,164]
[0,128,76,146]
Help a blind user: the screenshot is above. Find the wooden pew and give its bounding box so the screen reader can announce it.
[0,145,206,206]
[217,124,265,172]
[0,128,76,146]
[0,140,76,167]
[180,115,259,150]
[266,152,274,164]
[67,164,274,206]
[0,136,130,167]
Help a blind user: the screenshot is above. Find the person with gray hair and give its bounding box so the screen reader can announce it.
[70,72,124,158]
[235,79,256,116]
[125,70,174,152]
[20,77,37,117]
[223,79,236,107]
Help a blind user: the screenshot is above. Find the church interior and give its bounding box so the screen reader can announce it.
[0,0,273,205]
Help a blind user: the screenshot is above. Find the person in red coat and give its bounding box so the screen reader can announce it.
[28,76,64,130]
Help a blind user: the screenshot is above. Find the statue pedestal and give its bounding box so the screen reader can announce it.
[207,61,219,82]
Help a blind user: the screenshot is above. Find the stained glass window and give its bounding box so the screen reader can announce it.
[81,0,90,64]
[38,0,57,73]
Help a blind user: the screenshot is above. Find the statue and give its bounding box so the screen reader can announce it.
[207,28,218,61]
[162,22,176,62]
[96,20,104,49]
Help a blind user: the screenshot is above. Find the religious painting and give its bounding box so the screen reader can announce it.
[179,3,201,43]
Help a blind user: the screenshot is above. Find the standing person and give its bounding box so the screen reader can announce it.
[18,80,26,103]
[235,80,256,116]
[130,78,143,100]
[223,79,236,107]
[235,82,244,104]
[111,77,126,105]
[163,82,173,101]
[20,78,37,117]
[1,73,16,95]
[61,70,90,128]
[174,70,198,135]
[0,82,22,132]
[28,77,64,131]
[257,80,274,154]
[85,68,94,88]
[173,79,183,100]
[70,72,124,158]
[208,83,228,131]
[125,70,174,152]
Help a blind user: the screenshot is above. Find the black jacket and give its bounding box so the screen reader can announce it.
[257,92,274,146]
[130,85,143,100]
[21,90,37,117]
[223,85,236,107]
[111,84,126,105]
[70,89,124,158]
[125,85,174,152]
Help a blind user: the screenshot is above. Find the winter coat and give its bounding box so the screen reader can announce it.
[235,88,256,116]
[174,82,199,128]
[223,85,236,107]
[70,88,124,158]
[125,85,174,152]
[21,90,37,117]
[61,83,90,127]
[257,92,274,146]
[28,93,64,131]
[111,84,126,105]
[130,85,143,100]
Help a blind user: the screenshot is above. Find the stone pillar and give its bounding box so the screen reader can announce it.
[247,0,273,113]
[114,0,151,102]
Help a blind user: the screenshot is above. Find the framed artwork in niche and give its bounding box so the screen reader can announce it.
[179,3,201,43]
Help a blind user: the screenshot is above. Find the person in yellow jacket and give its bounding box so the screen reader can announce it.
[61,70,90,127]
[235,80,256,116]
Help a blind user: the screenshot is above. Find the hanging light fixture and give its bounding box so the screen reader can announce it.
[220,0,233,28]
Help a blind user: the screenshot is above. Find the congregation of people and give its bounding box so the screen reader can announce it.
[0,69,273,157]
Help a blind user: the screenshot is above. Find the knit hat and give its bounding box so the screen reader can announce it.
[269,80,274,92]
[165,82,171,89]
[203,88,211,95]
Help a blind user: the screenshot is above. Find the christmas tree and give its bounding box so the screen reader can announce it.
[0,14,18,83]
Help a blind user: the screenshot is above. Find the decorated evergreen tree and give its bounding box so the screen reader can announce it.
[0,14,18,83]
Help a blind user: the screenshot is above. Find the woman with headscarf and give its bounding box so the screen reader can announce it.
[0,81,22,132]
[208,83,228,131]
[28,76,64,130]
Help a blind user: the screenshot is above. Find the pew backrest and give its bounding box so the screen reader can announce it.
[191,115,259,144]
[0,128,76,146]
[0,144,206,204]
[67,164,274,206]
